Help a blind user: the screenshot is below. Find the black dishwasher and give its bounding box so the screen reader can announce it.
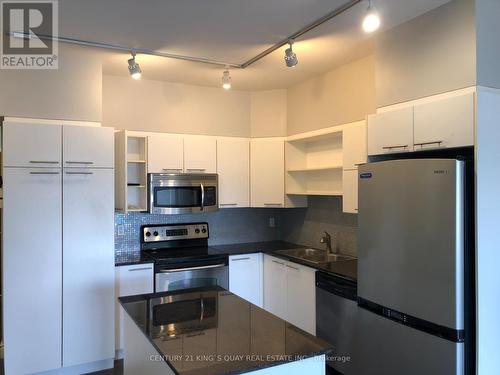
[316,271,358,375]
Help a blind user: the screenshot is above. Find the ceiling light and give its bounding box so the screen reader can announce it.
[128,51,142,79]
[362,0,381,33]
[284,40,298,68]
[222,69,231,90]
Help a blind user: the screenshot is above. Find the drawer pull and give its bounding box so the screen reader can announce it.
[413,140,443,147]
[29,171,60,175]
[231,257,251,262]
[186,168,206,172]
[66,161,94,165]
[65,171,93,175]
[382,145,408,150]
[271,260,284,265]
[286,264,299,271]
[162,168,183,171]
[264,203,282,207]
[128,267,152,272]
[29,160,59,164]
[220,203,238,207]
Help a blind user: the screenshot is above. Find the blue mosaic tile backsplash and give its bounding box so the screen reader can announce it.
[114,208,283,257]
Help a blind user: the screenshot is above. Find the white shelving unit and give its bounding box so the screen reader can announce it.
[115,131,148,212]
[285,128,344,196]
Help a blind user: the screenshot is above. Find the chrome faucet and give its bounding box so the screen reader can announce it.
[320,231,335,254]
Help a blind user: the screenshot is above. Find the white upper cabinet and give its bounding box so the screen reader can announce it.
[217,138,250,208]
[184,136,217,173]
[342,169,359,214]
[147,134,184,173]
[250,138,285,208]
[413,93,475,150]
[343,122,367,169]
[63,125,114,168]
[367,107,414,156]
[3,122,62,167]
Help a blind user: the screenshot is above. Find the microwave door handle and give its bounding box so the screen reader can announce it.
[200,183,205,211]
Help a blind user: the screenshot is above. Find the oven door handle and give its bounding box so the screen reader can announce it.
[157,263,226,273]
[200,183,205,211]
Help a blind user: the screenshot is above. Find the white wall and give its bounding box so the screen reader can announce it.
[102,75,251,137]
[0,44,102,122]
[286,55,375,135]
[375,0,476,108]
[250,89,287,137]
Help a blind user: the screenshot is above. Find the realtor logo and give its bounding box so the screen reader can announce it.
[1,0,58,69]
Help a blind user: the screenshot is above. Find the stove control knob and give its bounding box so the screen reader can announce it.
[153,231,159,237]
[202,228,207,233]
[145,232,151,237]
[195,228,200,234]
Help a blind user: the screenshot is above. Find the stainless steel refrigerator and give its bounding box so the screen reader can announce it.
[357,159,465,375]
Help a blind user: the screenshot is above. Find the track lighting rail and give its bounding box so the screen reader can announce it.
[10,0,361,69]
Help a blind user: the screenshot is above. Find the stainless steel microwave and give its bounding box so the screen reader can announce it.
[148,173,218,214]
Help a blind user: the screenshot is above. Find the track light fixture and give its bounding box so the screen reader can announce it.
[128,51,142,79]
[362,0,381,33]
[284,40,298,68]
[222,68,231,90]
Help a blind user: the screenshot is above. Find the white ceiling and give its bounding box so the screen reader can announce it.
[60,0,452,90]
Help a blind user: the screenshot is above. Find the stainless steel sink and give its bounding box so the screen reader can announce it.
[275,248,355,264]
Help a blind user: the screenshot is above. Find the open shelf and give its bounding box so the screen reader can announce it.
[115,131,149,213]
[287,190,343,196]
[287,164,342,173]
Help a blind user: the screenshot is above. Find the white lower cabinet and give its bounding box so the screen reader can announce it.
[285,261,316,335]
[263,255,287,320]
[263,254,316,335]
[63,169,115,366]
[115,264,154,355]
[229,253,263,307]
[3,168,63,375]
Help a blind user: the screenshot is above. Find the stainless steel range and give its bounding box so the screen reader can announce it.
[141,222,228,293]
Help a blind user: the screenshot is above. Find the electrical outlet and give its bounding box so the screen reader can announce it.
[117,224,125,236]
[269,217,275,228]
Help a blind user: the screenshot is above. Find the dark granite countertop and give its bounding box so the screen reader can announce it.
[119,286,332,375]
[116,240,357,282]
[115,252,154,267]
[209,241,304,256]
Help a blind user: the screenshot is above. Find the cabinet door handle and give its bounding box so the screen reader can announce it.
[29,171,60,175]
[29,160,59,164]
[162,168,183,171]
[272,260,284,265]
[382,144,408,150]
[264,203,282,207]
[186,168,206,172]
[65,171,94,175]
[128,267,152,272]
[220,203,238,207]
[286,264,299,271]
[65,161,94,165]
[231,257,251,262]
[413,140,443,147]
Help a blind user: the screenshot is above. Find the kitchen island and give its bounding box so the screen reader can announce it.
[119,286,332,375]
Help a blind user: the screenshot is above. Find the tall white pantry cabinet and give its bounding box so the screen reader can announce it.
[2,120,115,375]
